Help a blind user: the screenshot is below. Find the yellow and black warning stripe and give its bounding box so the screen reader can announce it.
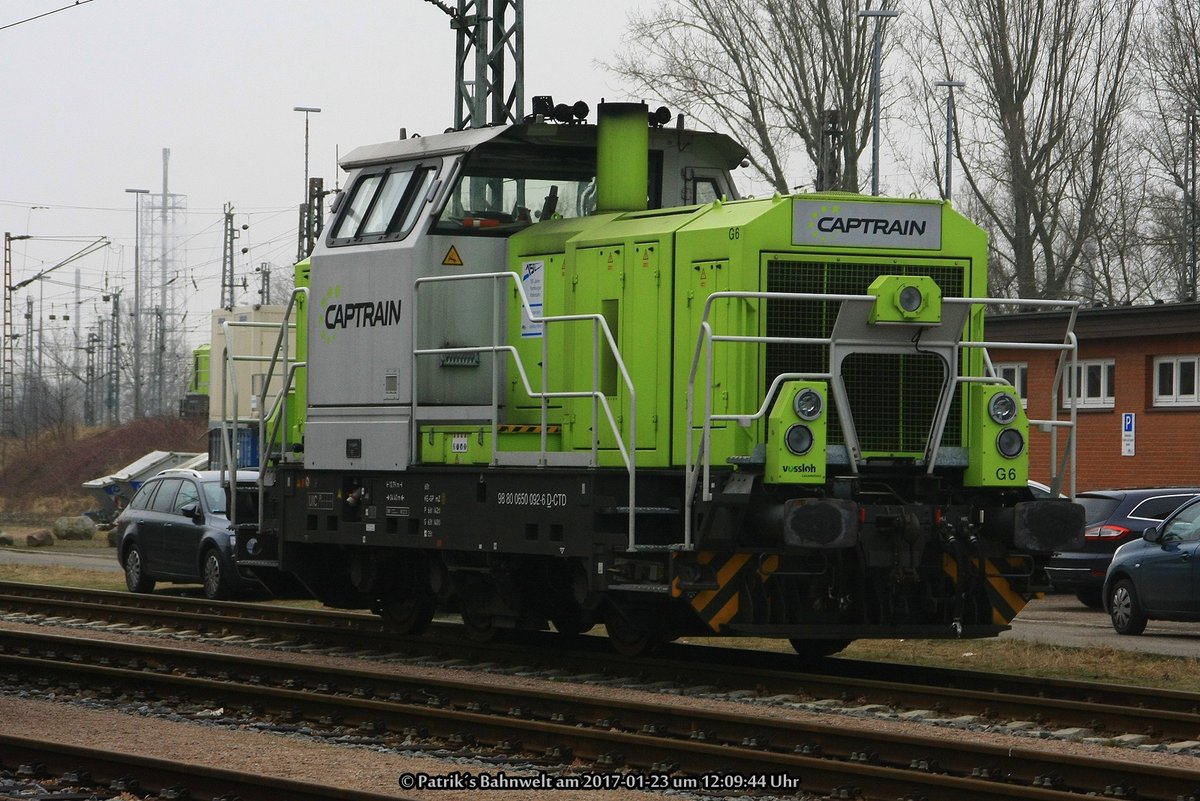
[497,424,561,434]
[671,552,780,632]
[942,554,1030,625]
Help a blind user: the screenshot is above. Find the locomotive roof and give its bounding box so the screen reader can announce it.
[339,120,748,171]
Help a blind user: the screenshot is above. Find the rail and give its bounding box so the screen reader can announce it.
[684,291,1080,547]
[412,271,639,549]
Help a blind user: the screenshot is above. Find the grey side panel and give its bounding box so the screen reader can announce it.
[304,409,410,471]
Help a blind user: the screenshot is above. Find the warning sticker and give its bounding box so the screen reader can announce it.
[442,246,464,266]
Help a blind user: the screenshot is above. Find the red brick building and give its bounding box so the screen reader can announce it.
[985,302,1200,493]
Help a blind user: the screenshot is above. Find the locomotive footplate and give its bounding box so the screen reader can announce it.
[274,465,644,560]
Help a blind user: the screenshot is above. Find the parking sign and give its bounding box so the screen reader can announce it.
[1121,413,1135,456]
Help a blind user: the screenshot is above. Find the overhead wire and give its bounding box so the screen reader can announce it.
[0,0,96,33]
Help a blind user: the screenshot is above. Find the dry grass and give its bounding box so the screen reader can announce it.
[2,525,113,550]
[0,564,126,593]
[841,637,1200,692]
[0,418,208,525]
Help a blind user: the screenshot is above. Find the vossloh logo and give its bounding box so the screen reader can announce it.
[793,200,942,250]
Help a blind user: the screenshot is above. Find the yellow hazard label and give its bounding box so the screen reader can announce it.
[442,246,464,267]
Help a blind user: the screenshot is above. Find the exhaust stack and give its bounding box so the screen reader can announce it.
[596,102,649,213]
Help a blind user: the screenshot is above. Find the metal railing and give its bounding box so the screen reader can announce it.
[412,271,640,549]
[968,296,1081,498]
[684,290,1081,547]
[684,290,871,547]
[216,287,306,535]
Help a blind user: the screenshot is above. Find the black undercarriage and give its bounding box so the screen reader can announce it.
[238,463,1079,656]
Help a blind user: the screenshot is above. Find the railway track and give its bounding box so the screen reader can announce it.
[0,733,405,801]
[1,580,1198,746]
[4,626,1199,800]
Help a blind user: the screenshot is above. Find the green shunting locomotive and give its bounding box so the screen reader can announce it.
[226,101,1084,657]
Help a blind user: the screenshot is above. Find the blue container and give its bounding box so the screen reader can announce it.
[208,425,260,469]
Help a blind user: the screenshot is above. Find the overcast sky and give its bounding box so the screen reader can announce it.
[0,0,647,353]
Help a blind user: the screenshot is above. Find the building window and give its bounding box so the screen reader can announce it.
[1154,355,1200,407]
[995,362,1028,407]
[1064,359,1115,409]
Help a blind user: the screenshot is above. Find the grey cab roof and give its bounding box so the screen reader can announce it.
[339,120,749,171]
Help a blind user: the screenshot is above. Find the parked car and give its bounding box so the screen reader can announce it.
[114,468,260,600]
[1105,497,1200,634]
[1028,480,1055,499]
[1046,487,1200,608]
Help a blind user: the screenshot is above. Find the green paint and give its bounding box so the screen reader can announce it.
[596,102,649,213]
[288,259,310,447]
[765,381,828,485]
[964,383,1029,488]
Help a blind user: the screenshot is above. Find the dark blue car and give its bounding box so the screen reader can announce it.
[1104,497,1200,635]
[115,468,260,600]
[1048,487,1200,608]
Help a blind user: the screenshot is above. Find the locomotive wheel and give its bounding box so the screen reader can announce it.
[604,604,661,657]
[460,606,499,642]
[788,638,852,660]
[379,591,436,636]
[550,606,596,637]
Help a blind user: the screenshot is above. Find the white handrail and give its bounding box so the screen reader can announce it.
[684,290,1082,545]
[216,290,305,535]
[412,271,639,549]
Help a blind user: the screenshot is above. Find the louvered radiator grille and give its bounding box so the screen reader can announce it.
[764,261,966,453]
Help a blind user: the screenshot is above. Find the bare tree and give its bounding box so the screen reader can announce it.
[1139,0,1200,300]
[609,0,896,193]
[913,0,1142,300]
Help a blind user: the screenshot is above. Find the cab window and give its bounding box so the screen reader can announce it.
[328,163,438,245]
[431,143,663,236]
[694,177,720,204]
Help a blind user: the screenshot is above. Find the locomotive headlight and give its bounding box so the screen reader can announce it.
[988,392,1019,425]
[785,424,815,456]
[793,388,824,421]
[768,381,827,485]
[898,285,923,313]
[867,275,942,324]
[996,428,1024,458]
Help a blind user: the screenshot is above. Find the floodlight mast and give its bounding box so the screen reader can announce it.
[4,234,108,435]
[934,80,966,201]
[293,106,322,261]
[125,188,149,418]
[424,0,525,129]
[859,8,900,196]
